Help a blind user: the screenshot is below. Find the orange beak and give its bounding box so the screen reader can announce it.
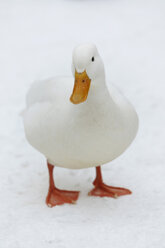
[70,70,91,104]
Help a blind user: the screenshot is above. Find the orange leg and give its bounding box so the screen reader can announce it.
[88,166,132,198]
[46,162,79,207]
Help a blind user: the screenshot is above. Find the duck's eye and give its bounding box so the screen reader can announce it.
[91,57,95,62]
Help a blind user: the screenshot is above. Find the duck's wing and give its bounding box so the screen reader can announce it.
[26,77,73,108]
[107,81,134,109]
[26,78,57,107]
[107,81,139,136]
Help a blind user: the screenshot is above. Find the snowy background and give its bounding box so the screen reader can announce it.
[0,0,165,247]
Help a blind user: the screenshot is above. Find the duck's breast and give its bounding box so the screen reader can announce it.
[24,79,138,169]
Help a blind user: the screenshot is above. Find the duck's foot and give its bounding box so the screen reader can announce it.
[88,166,132,198]
[46,162,79,207]
[46,187,80,207]
[88,183,131,198]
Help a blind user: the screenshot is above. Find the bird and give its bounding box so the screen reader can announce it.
[23,43,138,207]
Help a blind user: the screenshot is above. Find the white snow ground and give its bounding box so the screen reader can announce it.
[0,0,165,247]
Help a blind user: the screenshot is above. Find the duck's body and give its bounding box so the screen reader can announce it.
[24,76,138,169]
[23,44,138,207]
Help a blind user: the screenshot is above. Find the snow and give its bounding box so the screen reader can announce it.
[0,0,165,247]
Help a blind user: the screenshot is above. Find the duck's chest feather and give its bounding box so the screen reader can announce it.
[24,93,138,169]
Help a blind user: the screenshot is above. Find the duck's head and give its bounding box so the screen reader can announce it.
[70,43,105,104]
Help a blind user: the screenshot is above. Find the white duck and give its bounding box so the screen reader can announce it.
[23,43,138,207]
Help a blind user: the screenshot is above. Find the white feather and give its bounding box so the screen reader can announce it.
[23,44,138,169]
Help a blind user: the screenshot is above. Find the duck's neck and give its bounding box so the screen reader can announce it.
[87,76,111,106]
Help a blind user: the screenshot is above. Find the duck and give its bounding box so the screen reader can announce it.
[23,43,138,207]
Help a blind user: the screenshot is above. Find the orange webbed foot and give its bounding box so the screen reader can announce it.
[46,188,80,207]
[88,183,131,198]
[88,166,132,198]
